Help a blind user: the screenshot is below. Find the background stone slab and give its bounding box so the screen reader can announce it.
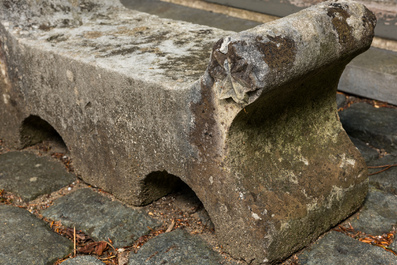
[42,188,161,248]
[339,103,397,152]
[0,151,75,201]
[0,204,72,265]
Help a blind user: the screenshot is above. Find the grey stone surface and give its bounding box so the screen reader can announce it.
[61,256,105,265]
[368,154,397,195]
[339,48,397,105]
[339,103,397,152]
[349,136,379,163]
[0,1,376,263]
[0,151,75,201]
[128,229,222,265]
[349,188,397,235]
[391,237,397,253]
[298,231,397,265]
[0,204,72,265]
[42,188,161,248]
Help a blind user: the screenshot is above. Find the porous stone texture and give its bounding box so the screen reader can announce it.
[128,229,223,265]
[61,256,105,265]
[0,204,72,264]
[339,103,397,152]
[42,188,161,248]
[298,231,397,265]
[349,188,397,235]
[0,151,75,201]
[0,0,376,263]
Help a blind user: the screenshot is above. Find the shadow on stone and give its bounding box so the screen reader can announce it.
[143,173,216,230]
[20,115,68,152]
[139,171,186,206]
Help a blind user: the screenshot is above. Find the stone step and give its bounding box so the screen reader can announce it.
[338,48,397,106]
[204,0,397,41]
[120,0,262,32]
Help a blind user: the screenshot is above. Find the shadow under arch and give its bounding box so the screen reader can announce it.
[140,171,214,230]
[20,115,68,152]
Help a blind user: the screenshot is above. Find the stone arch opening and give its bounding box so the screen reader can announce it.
[141,171,214,231]
[20,115,68,153]
[139,171,184,206]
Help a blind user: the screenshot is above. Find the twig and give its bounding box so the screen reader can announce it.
[107,238,117,253]
[99,255,117,261]
[368,164,397,176]
[334,224,396,255]
[73,227,76,257]
[166,219,175,233]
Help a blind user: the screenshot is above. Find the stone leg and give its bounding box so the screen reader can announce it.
[187,2,375,263]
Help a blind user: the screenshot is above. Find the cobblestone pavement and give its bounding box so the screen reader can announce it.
[0,94,396,264]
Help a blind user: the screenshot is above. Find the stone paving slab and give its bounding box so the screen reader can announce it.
[0,151,75,201]
[348,188,397,235]
[42,188,161,248]
[368,154,397,195]
[61,255,106,265]
[0,204,72,265]
[298,231,397,265]
[339,103,397,152]
[128,229,225,265]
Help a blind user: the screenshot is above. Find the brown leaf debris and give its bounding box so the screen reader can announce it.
[334,223,396,255]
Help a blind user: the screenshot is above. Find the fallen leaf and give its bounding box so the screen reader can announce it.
[78,241,108,255]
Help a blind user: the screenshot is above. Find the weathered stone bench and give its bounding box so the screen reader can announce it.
[0,0,375,263]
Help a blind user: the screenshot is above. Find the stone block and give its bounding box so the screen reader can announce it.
[0,0,375,263]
